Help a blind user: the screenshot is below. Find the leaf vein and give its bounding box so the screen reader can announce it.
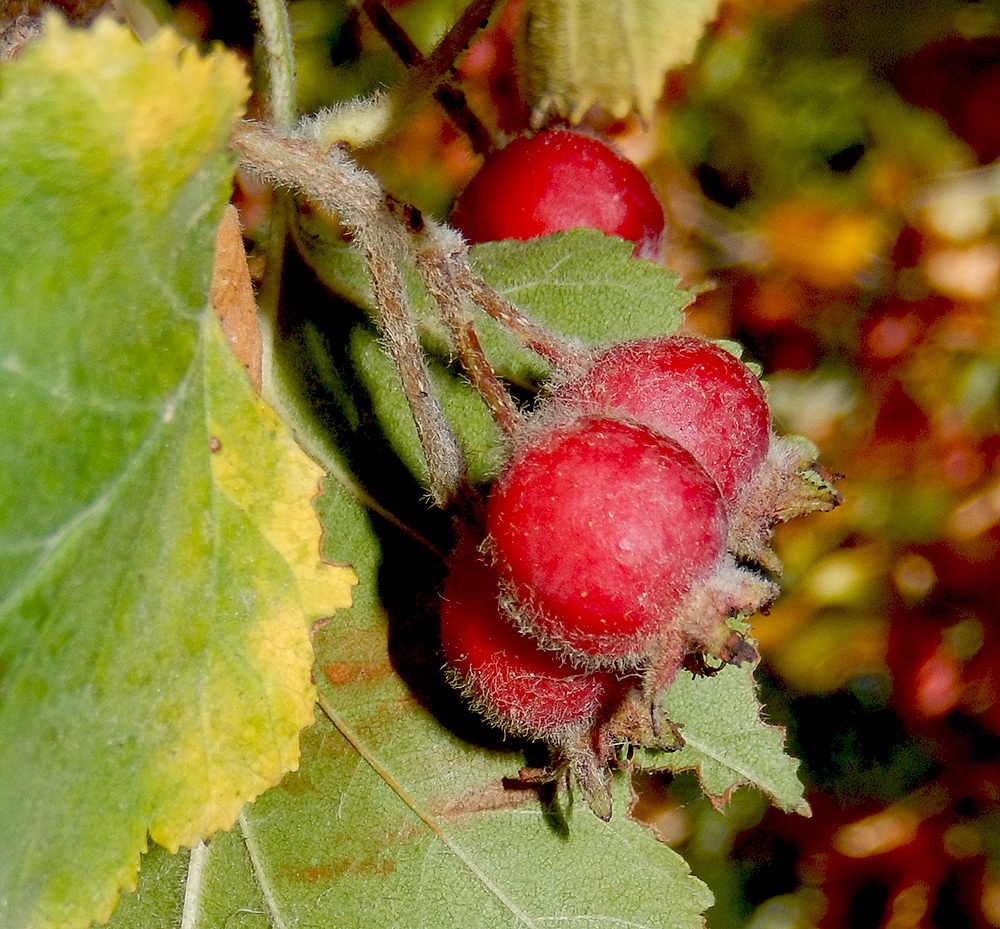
[318,693,540,928]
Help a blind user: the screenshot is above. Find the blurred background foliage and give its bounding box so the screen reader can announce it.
[164,0,1000,925]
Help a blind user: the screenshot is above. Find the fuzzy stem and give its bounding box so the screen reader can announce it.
[415,239,521,436]
[252,0,297,425]
[232,122,467,504]
[254,0,297,130]
[366,231,468,503]
[451,260,586,370]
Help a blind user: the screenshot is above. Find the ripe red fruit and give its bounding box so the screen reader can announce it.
[485,413,729,666]
[550,336,771,509]
[450,129,665,259]
[440,536,615,742]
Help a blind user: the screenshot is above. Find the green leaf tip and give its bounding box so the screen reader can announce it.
[637,662,811,816]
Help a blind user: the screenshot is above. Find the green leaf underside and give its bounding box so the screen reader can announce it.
[109,477,714,929]
[349,323,506,485]
[637,663,810,815]
[0,17,352,929]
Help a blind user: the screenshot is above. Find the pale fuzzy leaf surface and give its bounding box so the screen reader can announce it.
[0,17,353,929]
[519,0,722,122]
[635,662,810,815]
[293,220,688,387]
[469,231,689,384]
[109,477,714,929]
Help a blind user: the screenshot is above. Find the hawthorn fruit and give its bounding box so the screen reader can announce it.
[450,129,666,259]
[549,335,771,509]
[547,334,841,572]
[440,534,616,742]
[485,412,772,679]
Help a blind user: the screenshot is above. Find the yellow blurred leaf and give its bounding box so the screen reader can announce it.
[519,0,722,123]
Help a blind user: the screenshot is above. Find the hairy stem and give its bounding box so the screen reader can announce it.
[415,239,521,436]
[252,0,297,427]
[452,260,586,371]
[366,228,468,503]
[253,0,297,129]
[232,122,467,504]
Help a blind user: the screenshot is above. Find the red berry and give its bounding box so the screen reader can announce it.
[485,413,728,665]
[450,129,665,259]
[550,336,771,508]
[440,535,615,741]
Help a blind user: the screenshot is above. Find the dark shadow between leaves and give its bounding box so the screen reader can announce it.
[278,247,565,827]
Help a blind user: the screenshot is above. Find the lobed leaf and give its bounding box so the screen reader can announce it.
[635,662,811,815]
[0,16,354,928]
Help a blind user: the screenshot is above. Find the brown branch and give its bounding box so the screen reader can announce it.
[414,239,521,436]
[451,261,586,371]
[359,0,497,154]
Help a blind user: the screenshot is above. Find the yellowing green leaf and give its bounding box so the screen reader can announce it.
[0,16,354,929]
[519,0,722,123]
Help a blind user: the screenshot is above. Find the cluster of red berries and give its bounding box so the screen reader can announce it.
[439,130,839,818]
[441,335,839,816]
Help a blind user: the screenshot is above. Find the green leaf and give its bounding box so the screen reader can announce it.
[519,0,723,122]
[635,662,811,816]
[469,231,690,384]
[0,17,353,929]
[108,477,714,929]
[349,323,506,485]
[295,217,689,388]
